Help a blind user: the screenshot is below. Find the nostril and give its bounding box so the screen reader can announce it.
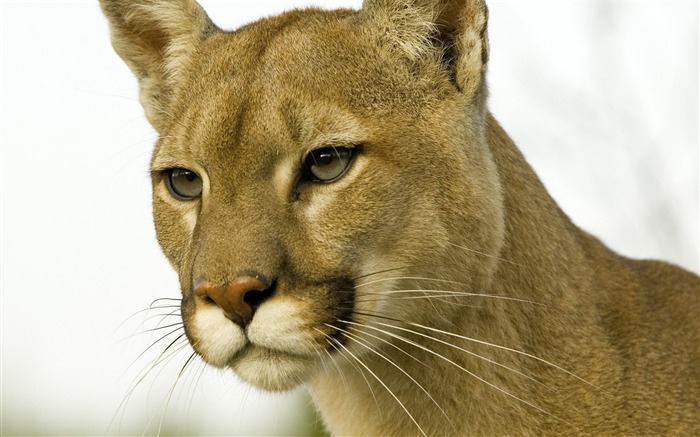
[243,281,276,309]
[201,295,215,305]
[193,276,275,327]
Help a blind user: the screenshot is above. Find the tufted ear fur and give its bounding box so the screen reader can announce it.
[362,0,489,100]
[99,0,216,131]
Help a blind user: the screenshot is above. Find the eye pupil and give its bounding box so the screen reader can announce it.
[165,168,203,200]
[305,147,354,183]
[316,152,334,166]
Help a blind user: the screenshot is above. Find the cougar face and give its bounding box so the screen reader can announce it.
[147,10,502,391]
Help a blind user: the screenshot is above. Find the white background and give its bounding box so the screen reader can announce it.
[1,0,697,435]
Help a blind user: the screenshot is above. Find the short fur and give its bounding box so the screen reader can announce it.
[100,0,700,435]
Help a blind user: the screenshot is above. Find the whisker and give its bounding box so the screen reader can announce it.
[126,334,189,396]
[140,341,194,436]
[149,297,181,304]
[182,358,207,417]
[351,309,410,325]
[110,296,190,435]
[149,351,198,437]
[311,341,331,376]
[352,266,407,281]
[352,309,598,393]
[336,319,429,368]
[352,318,554,393]
[381,289,547,306]
[447,242,525,267]
[351,291,544,308]
[342,319,567,424]
[114,314,182,347]
[109,336,190,434]
[122,328,186,376]
[342,300,487,313]
[131,338,191,401]
[112,302,181,337]
[141,310,183,344]
[319,334,350,394]
[404,322,605,393]
[354,276,548,306]
[126,322,185,339]
[347,305,592,396]
[327,336,427,437]
[356,275,468,289]
[314,327,383,419]
[117,330,185,410]
[329,323,458,433]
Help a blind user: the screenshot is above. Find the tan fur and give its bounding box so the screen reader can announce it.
[100,0,700,435]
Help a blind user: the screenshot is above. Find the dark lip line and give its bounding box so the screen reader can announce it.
[229,339,316,363]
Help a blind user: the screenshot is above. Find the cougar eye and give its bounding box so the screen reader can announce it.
[164,168,203,200]
[304,147,355,182]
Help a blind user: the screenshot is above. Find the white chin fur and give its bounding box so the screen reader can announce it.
[192,305,246,367]
[233,346,316,392]
[247,299,320,356]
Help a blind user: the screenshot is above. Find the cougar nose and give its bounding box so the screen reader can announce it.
[194,276,272,327]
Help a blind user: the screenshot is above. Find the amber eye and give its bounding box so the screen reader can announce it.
[304,147,355,182]
[164,168,203,200]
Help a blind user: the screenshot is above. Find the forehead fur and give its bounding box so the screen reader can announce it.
[153,7,460,173]
[175,8,453,109]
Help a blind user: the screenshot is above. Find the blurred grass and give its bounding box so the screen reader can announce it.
[1,390,329,436]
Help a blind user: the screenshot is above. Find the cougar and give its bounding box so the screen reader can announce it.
[100,0,700,435]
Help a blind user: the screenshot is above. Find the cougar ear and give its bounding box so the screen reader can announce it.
[362,0,489,99]
[99,0,216,131]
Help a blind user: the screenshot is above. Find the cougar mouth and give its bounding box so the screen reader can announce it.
[183,275,358,390]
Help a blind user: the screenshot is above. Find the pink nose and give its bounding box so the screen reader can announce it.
[194,276,269,326]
